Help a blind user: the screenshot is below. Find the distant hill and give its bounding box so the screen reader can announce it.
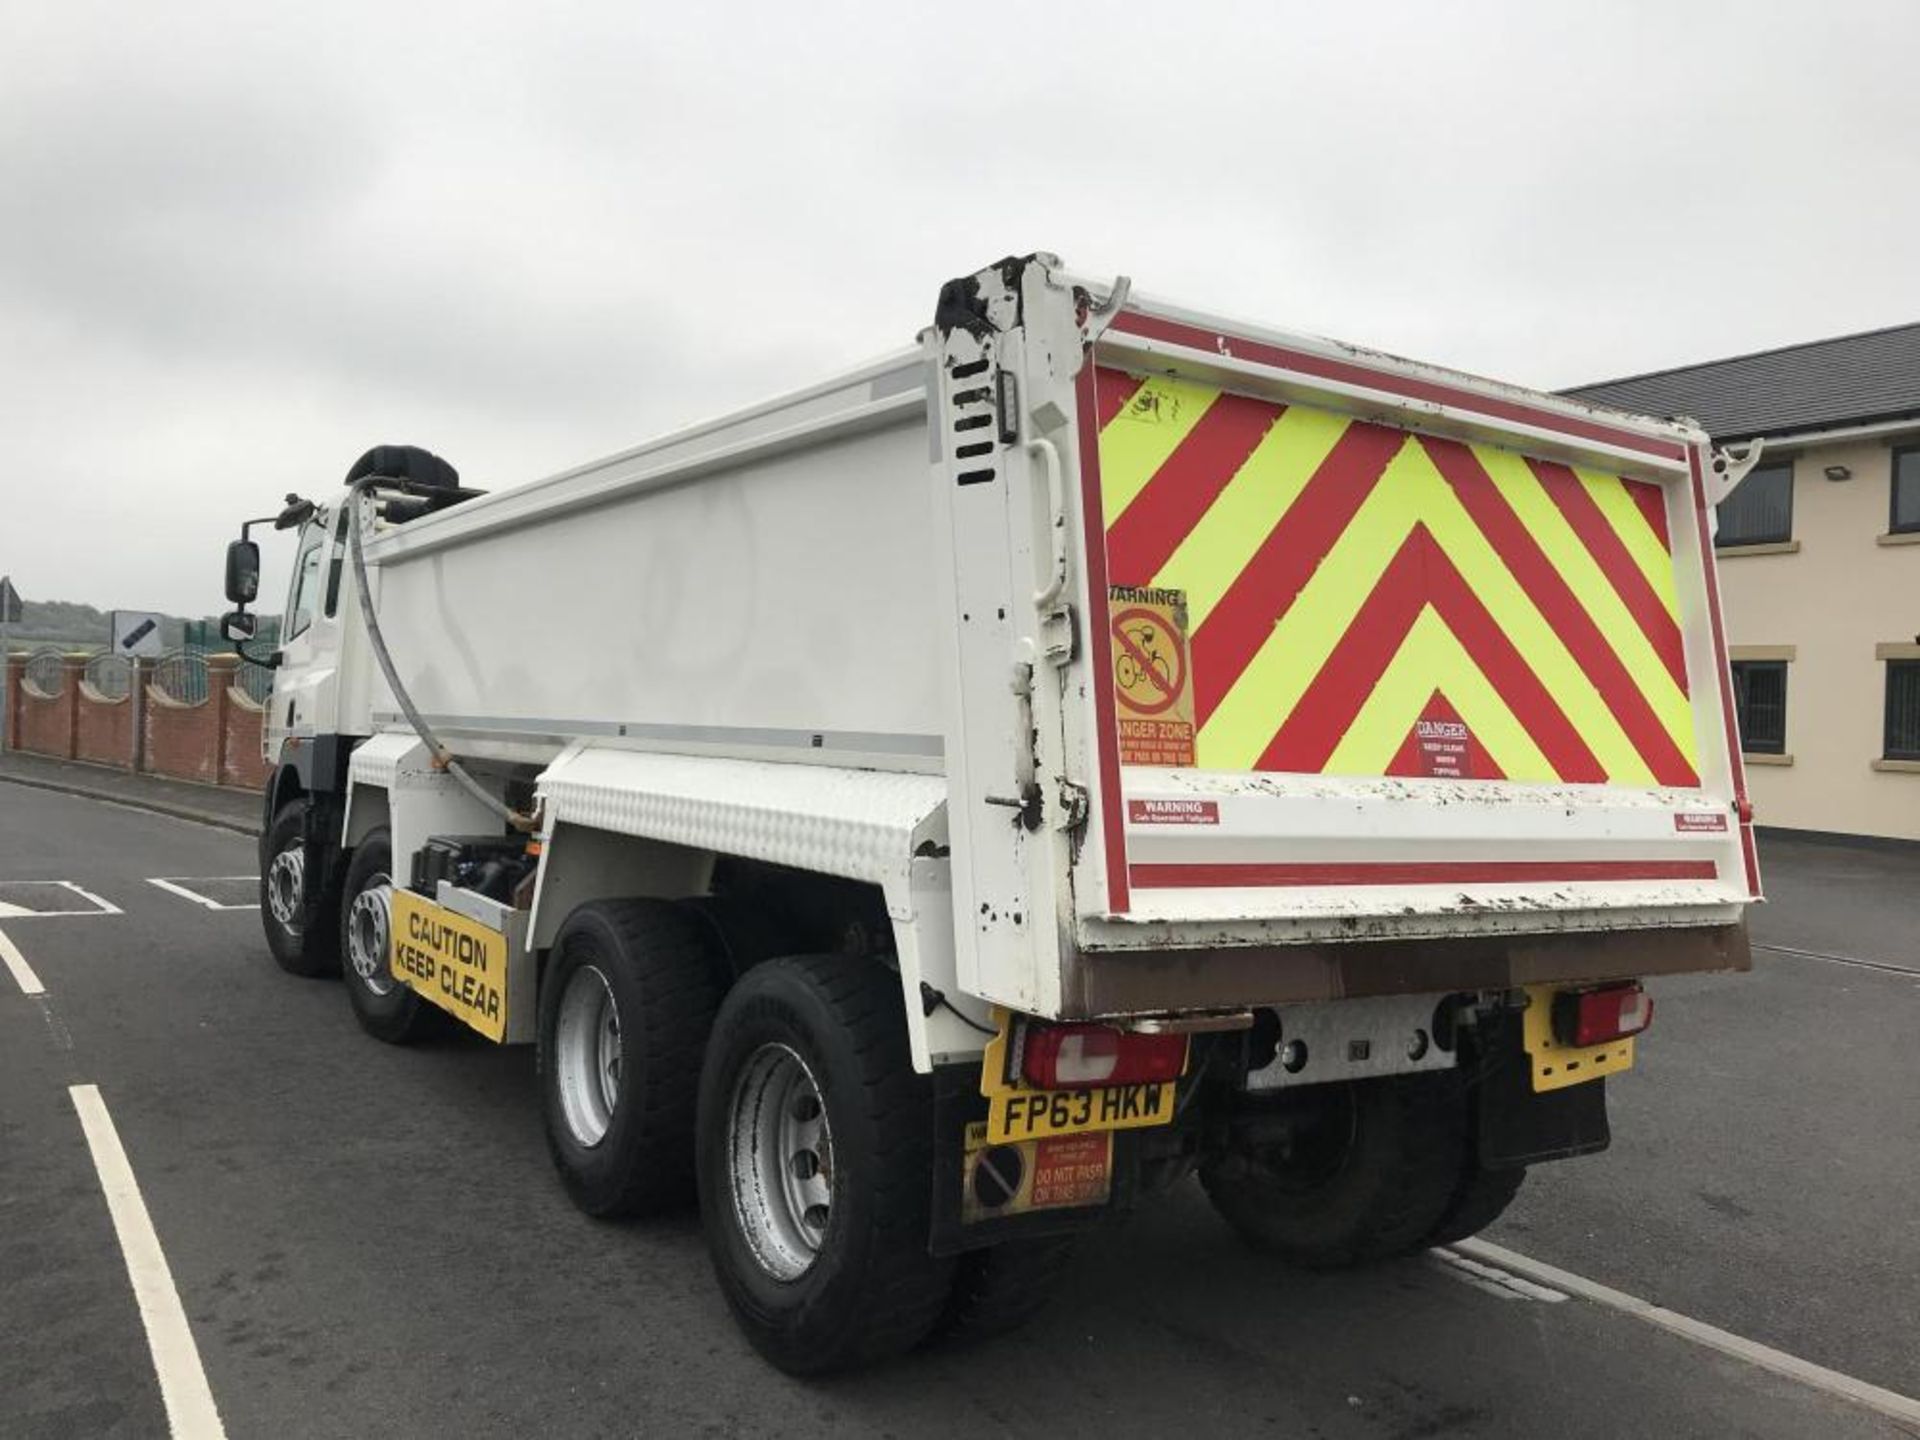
[3,597,195,653]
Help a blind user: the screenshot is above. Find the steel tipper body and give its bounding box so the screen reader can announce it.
[224,252,1756,1375]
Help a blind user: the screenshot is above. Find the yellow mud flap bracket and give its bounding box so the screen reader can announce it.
[389,884,535,1043]
[1522,985,1636,1092]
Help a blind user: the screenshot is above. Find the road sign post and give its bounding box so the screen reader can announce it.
[0,576,19,747]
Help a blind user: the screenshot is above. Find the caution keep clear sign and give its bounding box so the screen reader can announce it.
[389,890,509,1042]
[1110,585,1196,767]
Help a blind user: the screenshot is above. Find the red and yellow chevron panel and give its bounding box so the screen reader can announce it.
[1093,365,1700,788]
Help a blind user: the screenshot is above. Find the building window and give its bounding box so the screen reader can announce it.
[1730,659,1787,754]
[1717,462,1793,547]
[1887,661,1920,761]
[1892,447,1920,536]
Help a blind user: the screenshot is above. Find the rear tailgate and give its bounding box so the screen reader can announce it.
[1067,303,1759,953]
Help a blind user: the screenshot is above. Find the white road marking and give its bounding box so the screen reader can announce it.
[64,880,124,915]
[0,926,45,995]
[145,877,258,912]
[1754,941,1920,979]
[1430,1247,1567,1302]
[0,879,123,918]
[1452,1238,1920,1427]
[69,1084,226,1439]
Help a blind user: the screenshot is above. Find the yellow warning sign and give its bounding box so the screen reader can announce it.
[960,1120,1114,1222]
[1110,585,1196,767]
[390,889,510,1042]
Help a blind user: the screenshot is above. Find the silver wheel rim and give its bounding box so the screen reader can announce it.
[556,965,622,1148]
[726,1042,833,1281]
[267,847,304,932]
[346,872,393,996]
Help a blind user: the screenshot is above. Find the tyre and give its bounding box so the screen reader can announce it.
[539,900,727,1217]
[932,1237,1078,1346]
[1200,1074,1464,1270]
[340,830,442,1044]
[1427,1161,1528,1248]
[343,443,459,490]
[260,800,341,978]
[696,956,954,1375]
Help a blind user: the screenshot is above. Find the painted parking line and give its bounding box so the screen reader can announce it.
[1449,1238,1920,1428]
[1429,1247,1567,1302]
[70,1084,227,1440]
[1754,941,1920,980]
[146,877,258,912]
[0,879,123,919]
[0,926,45,995]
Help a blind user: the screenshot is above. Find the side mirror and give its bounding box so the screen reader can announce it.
[221,610,257,642]
[225,539,261,604]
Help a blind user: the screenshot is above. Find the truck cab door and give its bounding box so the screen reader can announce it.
[264,512,347,758]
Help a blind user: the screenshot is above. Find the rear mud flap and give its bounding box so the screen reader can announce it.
[929,1063,1143,1257]
[1475,1011,1611,1169]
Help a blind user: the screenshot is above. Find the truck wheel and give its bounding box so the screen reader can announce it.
[932,1238,1078,1346]
[539,900,727,1217]
[696,956,954,1375]
[261,800,340,978]
[340,830,441,1044]
[1427,1162,1528,1248]
[1200,1074,1462,1269]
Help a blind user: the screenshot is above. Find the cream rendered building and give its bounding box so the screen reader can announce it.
[1568,326,1920,843]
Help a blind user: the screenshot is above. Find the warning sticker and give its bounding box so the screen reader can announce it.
[1128,798,1220,826]
[960,1121,1114,1223]
[1674,811,1729,833]
[1390,691,1485,780]
[1110,585,1196,767]
[390,890,510,1042]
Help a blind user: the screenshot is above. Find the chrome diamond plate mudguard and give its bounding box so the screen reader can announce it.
[536,746,947,919]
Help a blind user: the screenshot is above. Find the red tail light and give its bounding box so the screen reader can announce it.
[1554,983,1654,1048]
[1020,1024,1187,1090]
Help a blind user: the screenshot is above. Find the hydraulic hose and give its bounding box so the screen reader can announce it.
[344,477,538,831]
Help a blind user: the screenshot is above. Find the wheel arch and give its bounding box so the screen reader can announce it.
[530,749,991,1073]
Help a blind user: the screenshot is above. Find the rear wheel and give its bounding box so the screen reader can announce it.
[1200,1074,1464,1269]
[341,830,441,1044]
[261,800,340,978]
[697,956,954,1375]
[538,900,726,1217]
[1428,1160,1528,1247]
[933,1237,1079,1346]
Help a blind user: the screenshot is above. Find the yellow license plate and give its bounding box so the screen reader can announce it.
[389,889,510,1042]
[978,1009,1180,1144]
[986,1082,1176,1144]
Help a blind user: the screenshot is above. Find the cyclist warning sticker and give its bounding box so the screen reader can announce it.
[1110,585,1195,767]
[960,1121,1114,1223]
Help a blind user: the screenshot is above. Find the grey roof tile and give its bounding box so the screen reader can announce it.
[1562,323,1920,442]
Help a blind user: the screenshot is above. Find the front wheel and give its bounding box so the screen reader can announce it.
[260,800,340,978]
[340,830,441,1044]
[696,956,954,1375]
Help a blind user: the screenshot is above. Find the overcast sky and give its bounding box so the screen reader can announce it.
[3,0,1917,618]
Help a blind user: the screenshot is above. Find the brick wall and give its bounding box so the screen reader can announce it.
[7,654,83,759]
[4,650,267,794]
[222,690,269,791]
[142,685,221,784]
[75,678,133,766]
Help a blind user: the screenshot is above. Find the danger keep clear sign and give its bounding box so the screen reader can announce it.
[1109,585,1196,767]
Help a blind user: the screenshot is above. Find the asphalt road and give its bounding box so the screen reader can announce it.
[2,781,1916,1439]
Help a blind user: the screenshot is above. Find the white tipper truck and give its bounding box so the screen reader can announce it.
[219,253,1760,1374]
